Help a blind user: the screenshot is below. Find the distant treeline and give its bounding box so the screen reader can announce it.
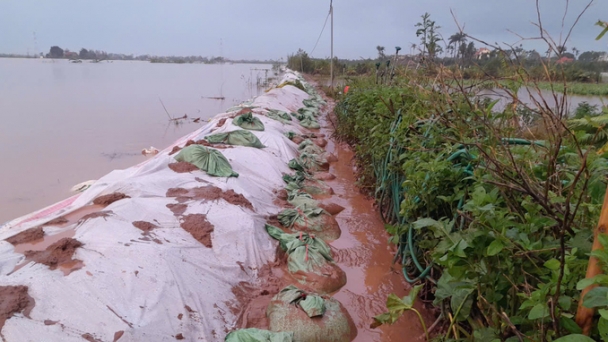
[288,44,608,83]
[0,45,278,64]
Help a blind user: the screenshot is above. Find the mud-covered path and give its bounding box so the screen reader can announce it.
[318,97,434,341]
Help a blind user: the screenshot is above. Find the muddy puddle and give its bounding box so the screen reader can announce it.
[318,104,434,341]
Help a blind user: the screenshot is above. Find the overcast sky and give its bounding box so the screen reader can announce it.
[1,0,607,60]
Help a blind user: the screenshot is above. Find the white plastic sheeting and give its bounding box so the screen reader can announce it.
[0,72,310,341]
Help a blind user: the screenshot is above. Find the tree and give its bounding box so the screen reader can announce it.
[556,45,567,57]
[49,46,64,58]
[376,46,386,60]
[415,13,442,61]
[79,48,88,59]
[448,32,467,60]
[572,46,580,57]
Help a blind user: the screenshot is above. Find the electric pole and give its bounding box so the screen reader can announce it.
[330,0,334,91]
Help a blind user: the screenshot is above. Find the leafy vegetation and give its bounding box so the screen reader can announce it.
[330,13,608,337]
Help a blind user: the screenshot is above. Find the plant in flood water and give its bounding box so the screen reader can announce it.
[371,284,429,340]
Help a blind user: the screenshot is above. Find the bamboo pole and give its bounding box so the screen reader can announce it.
[576,188,608,335]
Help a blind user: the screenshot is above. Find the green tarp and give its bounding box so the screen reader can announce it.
[288,153,329,172]
[267,286,354,342]
[277,207,341,241]
[298,140,325,155]
[225,329,293,342]
[233,112,265,131]
[266,225,334,278]
[174,145,239,177]
[266,109,293,123]
[283,171,333,197]
[206,130,265,148]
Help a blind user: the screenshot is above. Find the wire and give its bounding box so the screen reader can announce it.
[309,10,331,56]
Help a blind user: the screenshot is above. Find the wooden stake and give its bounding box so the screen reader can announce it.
[576,187,608,334]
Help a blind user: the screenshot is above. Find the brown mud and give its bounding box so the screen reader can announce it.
[92,192,130,206]
[169,146,182,155]
[167,203,188,216]
[318,103,434,341]
[166,186,253,211]
[44,216,69,226]
[180,214,214,248]
[217,118,227,127]
[13,228,76,254]
[5,227,45,245]
[168,162,199,173]
[24,238,83,271]
[0,285,35,330]
[132,221,157,234]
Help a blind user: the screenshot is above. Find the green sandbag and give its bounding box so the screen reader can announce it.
[277,207,341,241]
[265,225,344,294]
[300,117,321,129]
[267,286,355,342]
[288,192,318,208]
[206,130,265,148]
[174,145,239,177]
[225,328,293,342]
[298,140,325,155]
[296,109,317,120]
[288,153,329,172]
[266,109,293,123]
[283,171,333,197]
[233,112,265,131]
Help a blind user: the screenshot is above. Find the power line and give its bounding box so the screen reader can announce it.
[309,9,331,56]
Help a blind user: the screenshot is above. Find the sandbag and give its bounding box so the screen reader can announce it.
[233,112,265,131]
[288,154,329,173]
[174,145,239,177]
[267,286,355,342]
[277,207,340,241]
[266,225,346,294]
[298,140,325,155]
[266,109,293,123]
[206,130,265,148]
[300,117,321,129]
[283,172,334,198]
[225,328,293,342]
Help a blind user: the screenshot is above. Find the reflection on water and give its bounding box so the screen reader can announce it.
[0,58,271,223]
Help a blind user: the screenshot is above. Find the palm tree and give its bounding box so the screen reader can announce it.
[376,46,386,60]
[448,32,467,60]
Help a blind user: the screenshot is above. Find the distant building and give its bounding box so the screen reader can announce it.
[474,48,491,59]
[556,56,574,64]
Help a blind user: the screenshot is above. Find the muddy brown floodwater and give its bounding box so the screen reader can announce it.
[318,99,434,341]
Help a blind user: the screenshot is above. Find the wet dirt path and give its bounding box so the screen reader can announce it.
[318,100,434,341]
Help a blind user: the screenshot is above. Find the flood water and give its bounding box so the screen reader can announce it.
[481,87,607,114]
[0,58,272,223]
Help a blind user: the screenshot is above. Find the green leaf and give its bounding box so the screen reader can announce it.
[544,258,560,271]
[412,217,442,230]
[577,275,608,290]
[401,284,423,308]
[560,316,583,334]
[553,334,595,342]
[451,287,474,321]
[600,317,608,341]
[528,303,549,320]
[559,296,572,311]
[371,312,391,328]
[583,287,608,308]
[386,294,408,313]
[487,240,504,256]
[599,309,608,320]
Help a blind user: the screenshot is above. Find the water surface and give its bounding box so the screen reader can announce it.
[0,58,271,223]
